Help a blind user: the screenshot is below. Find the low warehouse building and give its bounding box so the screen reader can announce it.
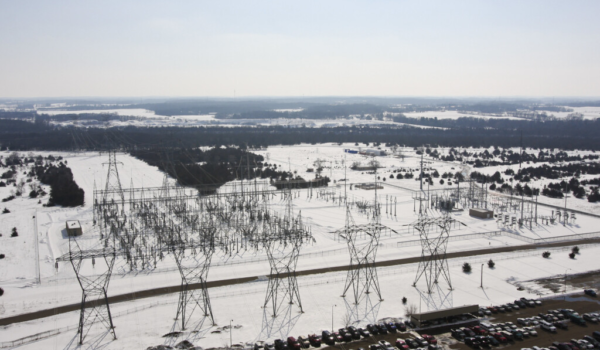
[410,304,479,328]
[469,208,494,219]
[65,220,82,236]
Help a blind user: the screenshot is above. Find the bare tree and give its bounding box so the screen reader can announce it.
[342,311,353,327]
[404,303,418,318]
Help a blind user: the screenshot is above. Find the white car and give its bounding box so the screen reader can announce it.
[524,327,538,336]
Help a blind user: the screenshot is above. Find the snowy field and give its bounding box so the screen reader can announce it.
[1,144,600,349]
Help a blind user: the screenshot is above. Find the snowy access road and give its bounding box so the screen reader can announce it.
[2,235,599,327]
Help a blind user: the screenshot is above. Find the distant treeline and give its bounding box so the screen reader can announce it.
[217,104,384,120]
[1,114,600,151]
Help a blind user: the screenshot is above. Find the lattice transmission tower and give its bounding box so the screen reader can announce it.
[411,214,456,294]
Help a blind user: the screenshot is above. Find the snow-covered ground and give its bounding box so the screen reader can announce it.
[1,145,600,349]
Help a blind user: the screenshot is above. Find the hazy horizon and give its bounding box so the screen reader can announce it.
[1,1,599,98]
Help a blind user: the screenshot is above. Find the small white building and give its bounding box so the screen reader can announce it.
[65,220,82,236]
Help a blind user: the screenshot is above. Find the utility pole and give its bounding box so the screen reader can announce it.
[230,319,233,347]
[480,264,484,288]
[331,304,336,331]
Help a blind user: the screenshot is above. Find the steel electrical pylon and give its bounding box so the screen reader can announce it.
[263,190,308,317]
[174,248,215,329]
[263,236,303,317]
[103,151,124,204]
[339,206,384,304]
[62,238,117,344]
[411,214,455,294]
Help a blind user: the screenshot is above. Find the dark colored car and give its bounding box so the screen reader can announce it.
[332,332,343,343]
[510,330,523,340]
[395,322,407,332]
[377,324,388,334]
[464,337,480,348]
[308,334,322,347]
[338,329,352,342]
[386,323,397,333]
[275,339,285,350]
[571,316,587,326]
[462,328,476,338]
[370,345,380,350]
[492,332,507,343]
[593,331,600,341]
[404,320,416,328]
[358,328,371,338]
[583,336,600,348]
[348,326,361,339]
[486,336,499,346]
[405,339,418,349]
[584,289,597,297]
[451,329,465,341]
[367,324,379,336]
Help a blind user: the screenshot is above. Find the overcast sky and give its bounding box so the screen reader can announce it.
[1,1,599,98]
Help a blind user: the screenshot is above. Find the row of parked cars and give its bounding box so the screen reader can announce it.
[368,336,439,350]
[254,322,412,350]
[478,298,543,317]
[451,322,539,347]
[522,330,600,350]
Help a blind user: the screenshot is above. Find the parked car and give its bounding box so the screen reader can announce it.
[462,328,476,337]
[348,326,361,339]
[541,321,557,333]
[405,339,419,349]
[386,323,397,333]
[332,332,343,343]
[287,337,301,350]
[571,316,587,326]
[367,324,379,336]
[583,314,598,323]
[395,339,409,350]
[264,342,275,350]
[338,329,352,342]
[554,321,568,330]
[492,332,507,343]
[358,328,371,338]
[308,334,322,347]
[415,337,428,347]
[377,324,388,334]
[422,335,437,345]
[584,289,597,297]
[583,336,600,348]
[464,337,480,348]
[395,322,407,332]
[486,335,499,346]
[451,329,465,341]
[593,331,600,341]
[297,336,310,349]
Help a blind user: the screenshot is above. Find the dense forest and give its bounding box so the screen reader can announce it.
[130,147,307,191]
[2,115,600,151]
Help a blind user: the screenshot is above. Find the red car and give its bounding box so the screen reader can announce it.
[422,335,437,345]
[492,332,507,343]
[395,339,409,350]
[471,326,487,336]
[287,337,301,350]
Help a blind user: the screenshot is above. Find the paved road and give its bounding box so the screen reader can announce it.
[2,237,599,326]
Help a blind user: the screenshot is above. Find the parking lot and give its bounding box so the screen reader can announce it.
[319,294,600,350]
